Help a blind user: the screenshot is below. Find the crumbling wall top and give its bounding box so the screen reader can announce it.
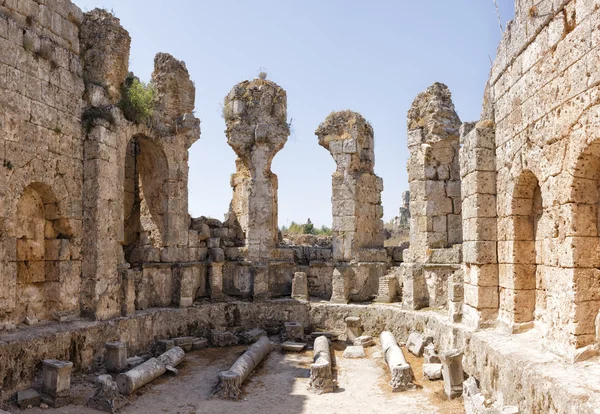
[315,110,375,173]
[223,78,289,162]
[80,8,131,103]
[152,53,196,128]
[407,82,460,144]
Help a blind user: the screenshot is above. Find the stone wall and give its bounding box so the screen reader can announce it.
[1,301,599,413]
[80,9,200,321]
[476,0,600,360]
[0,0,85,328]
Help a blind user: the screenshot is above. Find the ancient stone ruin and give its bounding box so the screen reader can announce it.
[1,0,600,413]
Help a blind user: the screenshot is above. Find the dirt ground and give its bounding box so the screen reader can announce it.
[13,339,464,414]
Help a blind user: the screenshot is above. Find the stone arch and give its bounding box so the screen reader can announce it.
[14,182,73,323]
[562,138,600,346]
[123,135,170,264]
[499,170,543,331]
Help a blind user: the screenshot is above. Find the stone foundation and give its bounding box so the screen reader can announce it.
[1,301,599,412]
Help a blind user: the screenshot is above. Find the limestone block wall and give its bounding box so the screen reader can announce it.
[315,111,385,263]
[488,0,600,358]
[460,122,499,328]
[401,84,463,313]
[404,83,462,264]
[79,9,200,321]
[0,0,85,327]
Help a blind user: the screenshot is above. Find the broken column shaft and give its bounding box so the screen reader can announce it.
[309,335,335,394]
[116,358,166,395]
[214,336,272,400]
[116,346,185,395]
[380,331,415,391]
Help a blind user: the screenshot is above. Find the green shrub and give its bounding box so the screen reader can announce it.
[281,220,332,236]
[119,73,155,124]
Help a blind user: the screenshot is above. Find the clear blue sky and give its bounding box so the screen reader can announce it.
[74,0,515,227]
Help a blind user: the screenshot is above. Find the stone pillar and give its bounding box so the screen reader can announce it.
[105,341,127,373]
[150,53,200,247]
[41,360,73,407]
[224,77,289,265]
[291,272,309,301]
[252,264,270,300]
[80,9,131,321]
[440,349,464,399]
[448,269,464,323]
[209,262,225,300]
[460,122,498,328]
[330,267,350,304]
[345,316,363,344]
[398,190,411,227]
[315,111,384,262]
[309,336,334,394]
[404,82,462,262]
[401,83,463,310]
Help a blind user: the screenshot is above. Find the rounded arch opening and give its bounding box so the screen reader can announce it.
[14,182,73,323]
[123,135,169,265]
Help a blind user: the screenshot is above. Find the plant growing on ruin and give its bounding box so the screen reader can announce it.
[119,73,156,124]
[281,220,332,236]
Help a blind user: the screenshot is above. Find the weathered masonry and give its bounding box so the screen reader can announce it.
[2,0,600,413]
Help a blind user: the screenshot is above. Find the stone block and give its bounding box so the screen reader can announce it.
[343,345,366,359]
[283,322,304,342]
[406,332,432,357]
[192,338,209,350]
[282,341,306,352]
[18,388,40,409]
[125,356,145,370]
[209,248,225,263]
[423,343,440,363]
[423,363,443,380]
[345,316,363,344]
[355,248,387,262]
[428,247,461,264]
[173,336,194,352]
[498,264,536,290]
[45,239,71,260]
[210,330,237,347]
[401,264,428,310]
[464,284,499,309]
[41,359,72,399]
[463,241,497,264]
[440,349,463,399]
[291,271,309,301]
[155,339,174,355]
[330,267,350,304]
[17,239,44,260]
[207,237,220,248]
[17,260,45,283]
[104,341,127,373]
[240,328,266,344]
[464,264,498,287]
